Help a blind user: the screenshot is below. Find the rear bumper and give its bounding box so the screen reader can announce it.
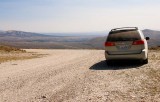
[105,50,148,60]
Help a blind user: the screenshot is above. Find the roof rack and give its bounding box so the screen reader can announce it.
[111,27,138,31]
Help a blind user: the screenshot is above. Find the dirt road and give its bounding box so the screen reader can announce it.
[0,49,160,102]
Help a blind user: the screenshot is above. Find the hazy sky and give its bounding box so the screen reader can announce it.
[0,0,160,32]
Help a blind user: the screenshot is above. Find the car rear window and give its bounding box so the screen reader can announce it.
[107,30,141,41]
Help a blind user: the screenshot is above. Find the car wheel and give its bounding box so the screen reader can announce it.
[143,58,148,64]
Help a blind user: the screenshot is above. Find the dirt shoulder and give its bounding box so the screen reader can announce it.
[0,49,160,102]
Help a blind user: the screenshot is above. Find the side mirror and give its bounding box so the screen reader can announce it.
[146,37,150,40]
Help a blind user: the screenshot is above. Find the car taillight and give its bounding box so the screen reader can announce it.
[132,40,144,45]
[105,42,115,46]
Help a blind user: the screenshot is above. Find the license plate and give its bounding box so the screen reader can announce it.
[118,45,130,49]
[116,42,131,50]
[119,45,129,49]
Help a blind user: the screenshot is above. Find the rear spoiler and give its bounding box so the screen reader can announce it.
[111,27,138,31]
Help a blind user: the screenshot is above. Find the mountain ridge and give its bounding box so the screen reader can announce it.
[0,30,53,37]
[0,29,160,49]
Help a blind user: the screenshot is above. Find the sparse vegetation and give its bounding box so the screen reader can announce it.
[149,46,160,50]
[0,45,44,63]
[0,45,26,52]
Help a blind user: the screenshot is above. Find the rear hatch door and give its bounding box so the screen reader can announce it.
[106,30,143,55]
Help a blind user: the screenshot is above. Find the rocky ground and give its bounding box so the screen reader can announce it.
[0,49,160,102]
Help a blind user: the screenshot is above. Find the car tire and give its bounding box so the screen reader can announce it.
[143,58,148,64]
[106,60,113,66]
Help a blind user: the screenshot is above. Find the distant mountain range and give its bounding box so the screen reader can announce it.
[0,29,160,49]
[45,31,107,37]
[0,30,51,37]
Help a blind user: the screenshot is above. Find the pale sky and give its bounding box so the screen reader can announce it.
[0,0,160,33]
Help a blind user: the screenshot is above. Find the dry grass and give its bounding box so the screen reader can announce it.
[0,45,26,52]
[0,45,45,63]
[149,46,160,50]
[0,53,43,63]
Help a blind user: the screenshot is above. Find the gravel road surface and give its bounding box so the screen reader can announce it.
[0,49,160,102]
